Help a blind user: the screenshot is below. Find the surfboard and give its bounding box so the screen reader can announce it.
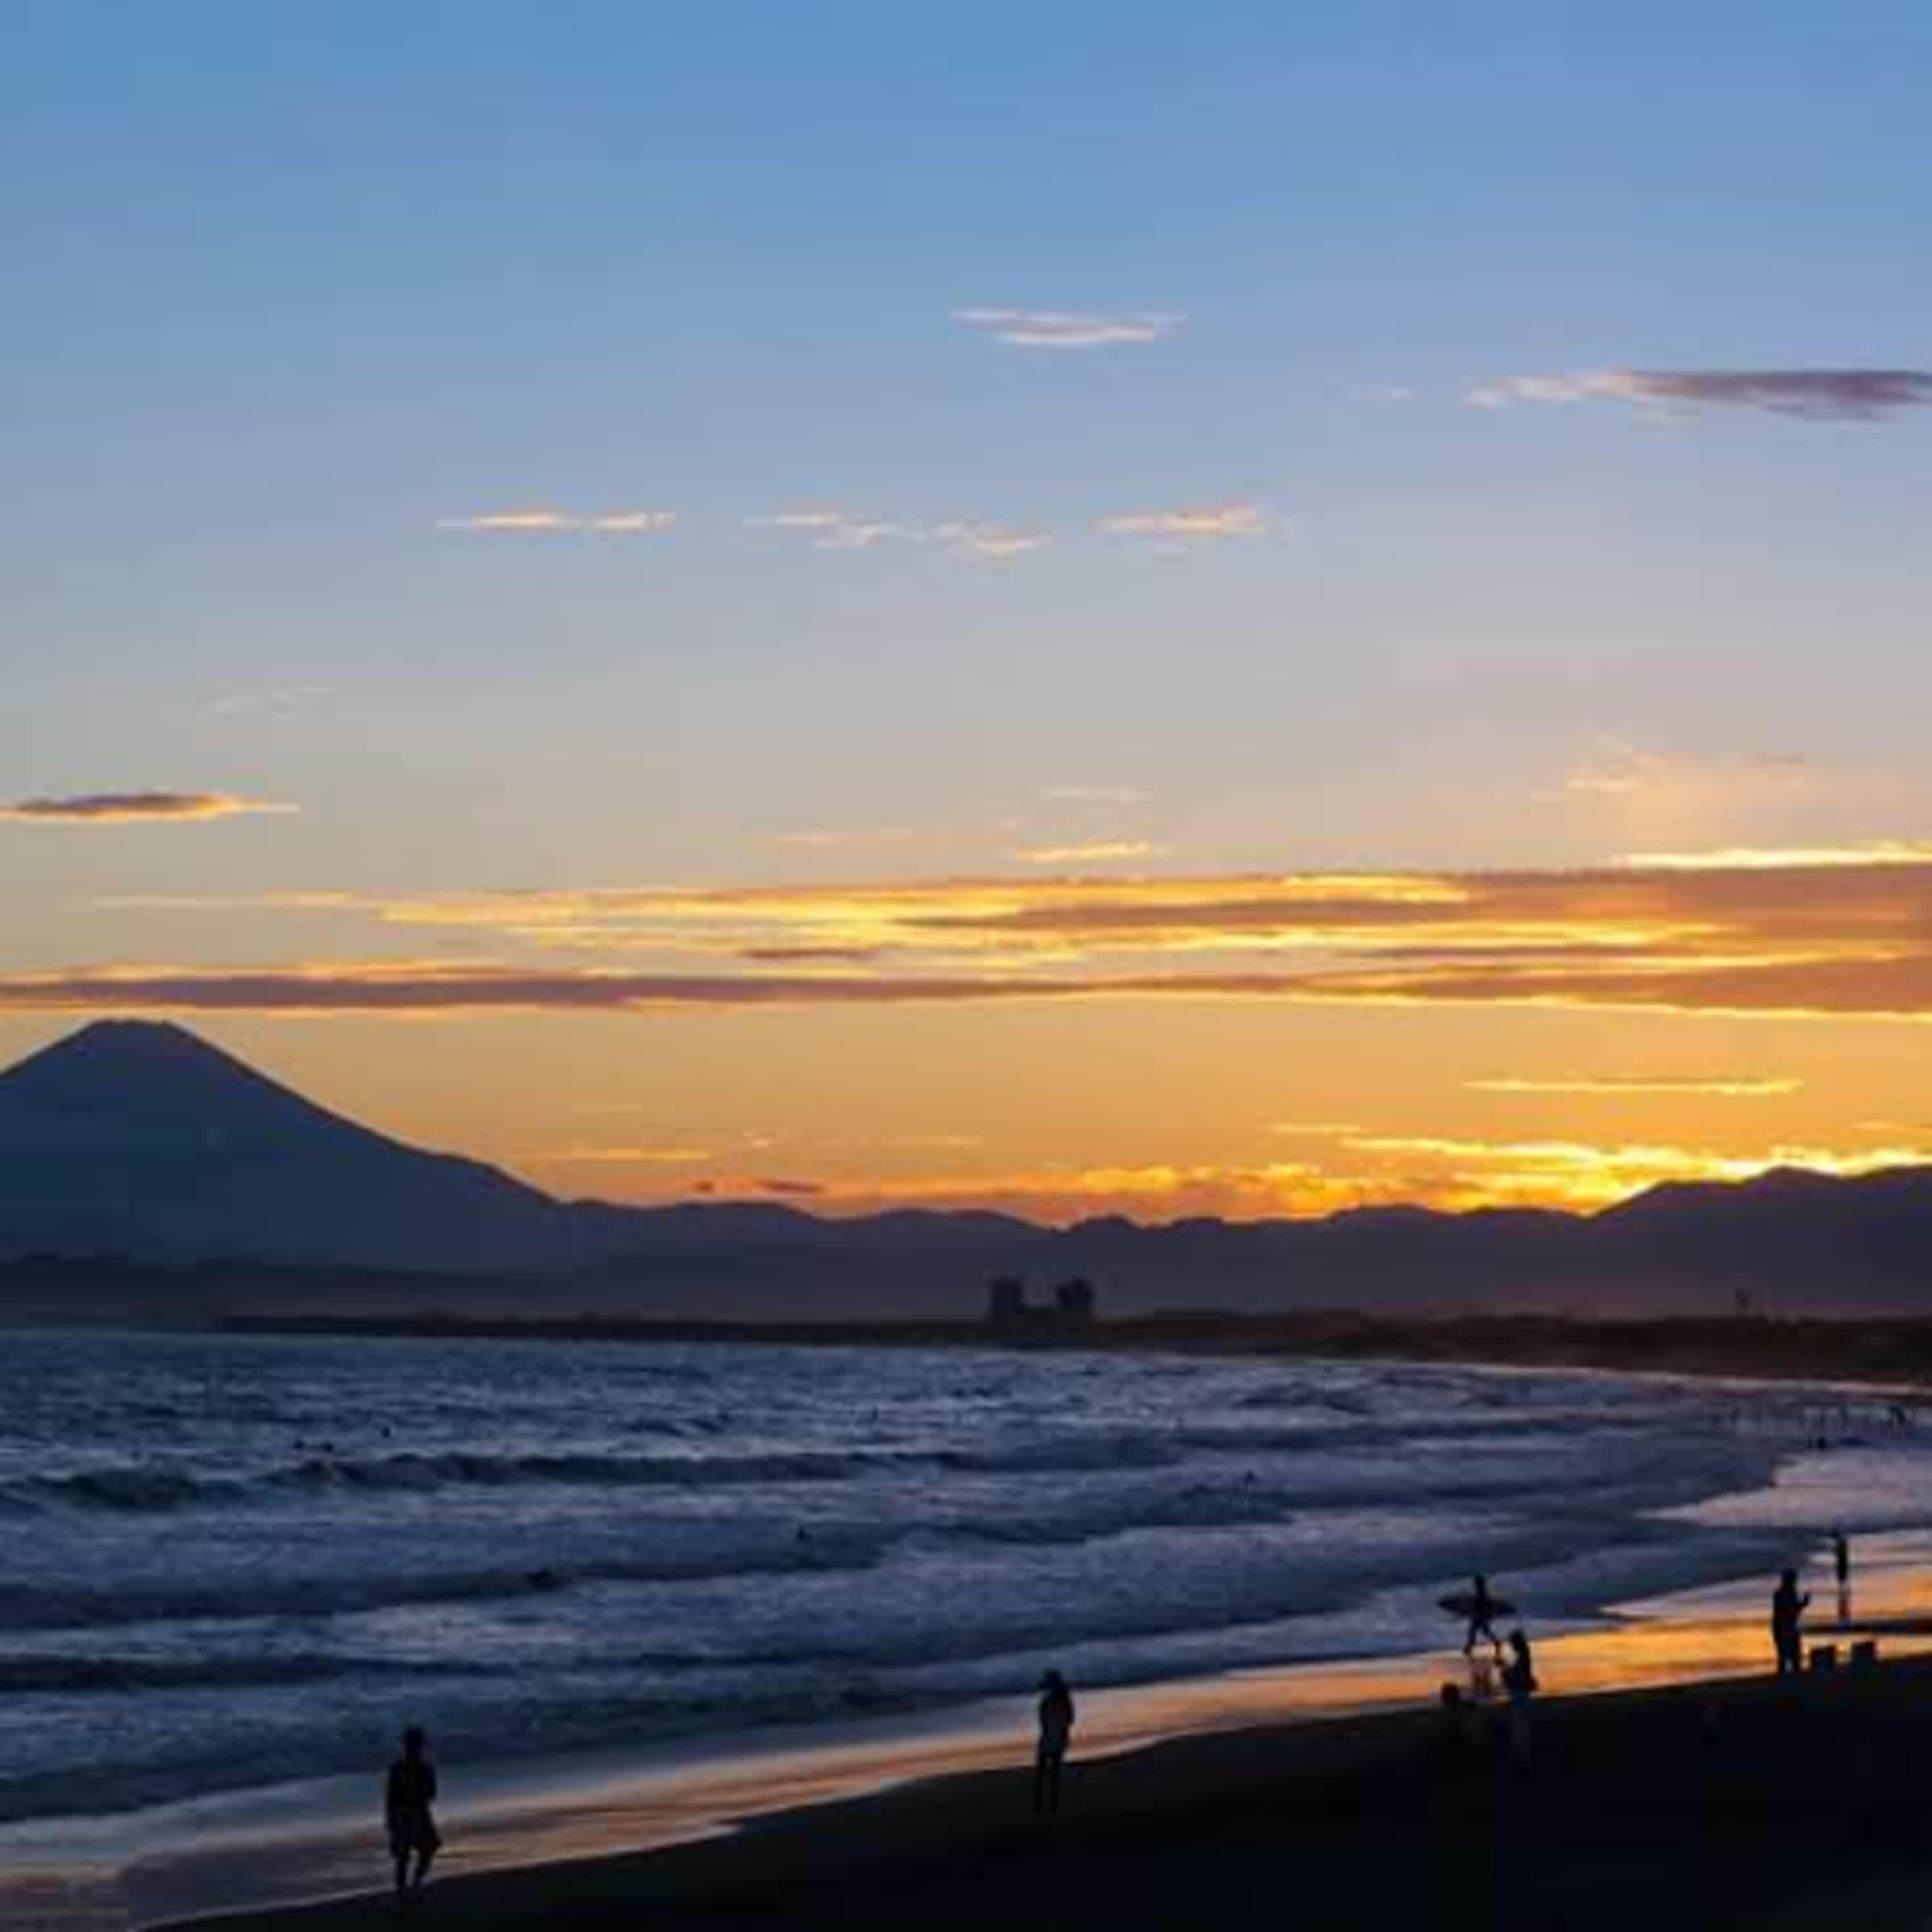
[1438,1591,1515,1618]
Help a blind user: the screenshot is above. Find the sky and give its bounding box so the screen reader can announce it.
[6,1,1932,1222]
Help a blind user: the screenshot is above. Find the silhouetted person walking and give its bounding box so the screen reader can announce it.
[1832,1528,1850,1593]
[1464,1574,1501,1655]
[1772,1568,1808,1675]
[1034,1669,1074,1813]
[385,1725,440,1900]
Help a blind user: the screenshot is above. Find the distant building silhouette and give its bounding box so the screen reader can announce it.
[1054,1276,1096,1323]
[983,1276,1099,1337]
[985,1276,1028,1325]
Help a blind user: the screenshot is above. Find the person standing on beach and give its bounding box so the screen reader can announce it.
[1034,1669,1075,1813]
[1832,1528,1851,1609]
[385,1725,441,1900]
[1771,1568,1809,1675]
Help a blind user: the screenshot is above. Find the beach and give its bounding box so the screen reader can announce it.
[4,1544,1927,1930]
[149,1620,1932,1932]
[8,1334,1932,1928]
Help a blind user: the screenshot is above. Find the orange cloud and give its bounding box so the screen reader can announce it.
[1,792,294,824]
[1011,841,1170,866]
[71,850,1932,1021]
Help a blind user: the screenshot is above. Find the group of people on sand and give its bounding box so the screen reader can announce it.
[374,1535,1862,1900]
[1771,1527,1855,1674]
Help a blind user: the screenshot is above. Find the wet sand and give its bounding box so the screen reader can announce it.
[156,1643,1932,1932]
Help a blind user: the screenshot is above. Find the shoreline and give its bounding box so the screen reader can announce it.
[12,1540,1932,1932]
[155,1611,1932,1932]
[8,1350,1929,1931]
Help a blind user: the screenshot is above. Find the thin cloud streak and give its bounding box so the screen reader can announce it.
[437,509,676,533]
[1041,786,1151,806]
[1468,366,1932,421]
[1,792,295,824]
[1468,1074,1801,1097]
[936,519,1050,559]
[1097,502,1271,542]
[951,308,1181,348]
[1012,841,1170,866]
[540,1144,713,1164]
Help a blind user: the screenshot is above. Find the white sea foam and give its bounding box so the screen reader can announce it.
[0,1331,1919,1828]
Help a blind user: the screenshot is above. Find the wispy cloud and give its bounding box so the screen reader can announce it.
[1545,737,1674,800]
[205,685,330,719]
[951,308,1181,349]
[1468,1074,1801,1098]
[1468,366,1932,422]
[753,825,924,853]
[750,509,849,529]
[437,509,676,533]
[1011,840,1170,866]
[1,791,294,824]
[586,510,678,533]
[1040,786,1151,806]
[1097,502,1271,542]
[752,508,915,551]
[539,1144,713,1164]
[753,510,1046,557]
[1535,740,1821,848]
[936,519,1050,559]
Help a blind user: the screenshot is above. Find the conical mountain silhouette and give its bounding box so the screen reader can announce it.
[7,1021,1932,1312]
[0,1019,565,1269]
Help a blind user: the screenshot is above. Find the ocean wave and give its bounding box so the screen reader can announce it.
[0,1532,890,1634]
[8,1446,889,1514]
[0,1651,504,1694]
[24,1466,239,1511]
[7,1409,1715,1519]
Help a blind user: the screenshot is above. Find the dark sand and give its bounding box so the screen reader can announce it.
[164,1651,1932,1932]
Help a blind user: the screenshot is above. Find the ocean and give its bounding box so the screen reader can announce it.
[0,1329,1920,1835]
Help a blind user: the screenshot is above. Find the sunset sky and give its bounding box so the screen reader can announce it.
[7,3,1932,1222]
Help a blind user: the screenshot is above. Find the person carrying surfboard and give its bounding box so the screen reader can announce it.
[1463,1574,1501,1655]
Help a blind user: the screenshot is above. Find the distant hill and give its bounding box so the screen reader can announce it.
[5,1019,1932,1319]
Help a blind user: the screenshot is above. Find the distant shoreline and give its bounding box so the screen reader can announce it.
[209,1309,1932,1394]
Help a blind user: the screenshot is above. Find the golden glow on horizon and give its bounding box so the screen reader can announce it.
[15,845,1932,1226]
[513,1135,1932,1222]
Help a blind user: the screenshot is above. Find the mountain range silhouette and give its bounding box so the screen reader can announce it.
[6,1019,1932,1318]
